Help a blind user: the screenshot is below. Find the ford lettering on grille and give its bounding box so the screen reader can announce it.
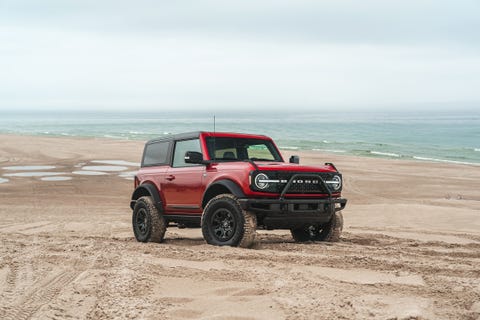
[287,176,324,193]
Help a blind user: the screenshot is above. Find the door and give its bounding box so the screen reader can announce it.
[163,138,205,213]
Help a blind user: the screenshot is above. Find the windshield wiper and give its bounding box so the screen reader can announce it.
[250,158,274,161]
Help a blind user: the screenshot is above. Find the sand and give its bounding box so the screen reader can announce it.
[0,134,479,320]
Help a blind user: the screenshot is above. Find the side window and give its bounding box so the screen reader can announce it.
[142,141,170,166]
[173,139,202,167]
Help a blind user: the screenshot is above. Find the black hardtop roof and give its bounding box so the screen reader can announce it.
[145,131,271,144]
[146,131,201,144]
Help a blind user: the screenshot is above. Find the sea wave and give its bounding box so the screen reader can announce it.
[103,134,124,139]
[2,111,480,165]
[312,148,346,153]
[413,156,480,166]
[369,151,401,157]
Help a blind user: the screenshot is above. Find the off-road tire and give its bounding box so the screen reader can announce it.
[202,194,257,248]
[291,211,343,242]
[132,196,166,243]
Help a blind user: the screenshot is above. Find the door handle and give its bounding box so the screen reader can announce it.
[166,175,175,181]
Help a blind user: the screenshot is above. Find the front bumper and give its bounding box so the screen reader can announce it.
[238,197,347,229]
[238,197,347,215]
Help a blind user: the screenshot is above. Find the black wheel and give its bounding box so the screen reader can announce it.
[132,196,166,243]
[202,194,257,248]
[291,212,343,242]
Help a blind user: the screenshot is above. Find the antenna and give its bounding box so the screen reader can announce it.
[213,115,216,161]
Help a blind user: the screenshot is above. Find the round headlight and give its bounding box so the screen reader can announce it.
[331,175,342,191]
[254,173,269,189]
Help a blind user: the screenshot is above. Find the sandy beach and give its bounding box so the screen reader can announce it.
[0,134,479,320]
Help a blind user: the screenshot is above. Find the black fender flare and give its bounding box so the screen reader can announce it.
[202,179,246,208]
[130,183,163,211]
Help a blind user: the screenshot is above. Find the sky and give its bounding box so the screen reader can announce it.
[1,0,479,112]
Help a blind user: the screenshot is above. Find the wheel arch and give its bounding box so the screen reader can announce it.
[202,179,245,208]
[130,183,163,211]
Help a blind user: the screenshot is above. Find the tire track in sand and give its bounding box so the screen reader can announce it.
[0,271,79,320]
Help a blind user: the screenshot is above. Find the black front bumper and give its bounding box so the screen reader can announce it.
[238,197,347,214]
[238,197,347,229]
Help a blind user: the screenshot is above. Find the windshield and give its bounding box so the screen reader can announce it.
[205,137,283,162]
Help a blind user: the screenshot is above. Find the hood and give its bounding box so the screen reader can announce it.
[254,162,337,173]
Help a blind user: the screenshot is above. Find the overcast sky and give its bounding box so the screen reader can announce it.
[1,0,479,112]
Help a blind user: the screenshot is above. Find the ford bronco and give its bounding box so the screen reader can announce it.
[130,131,347,248]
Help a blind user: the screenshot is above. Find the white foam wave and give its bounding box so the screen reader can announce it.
[103,134,122,139]
[474,148,480,152]
[312,148,346,153]
[413,156,480,166]
[370,151,400,157]
[280,146,299,150]
[0,178,9,184]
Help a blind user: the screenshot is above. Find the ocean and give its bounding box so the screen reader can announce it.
[0,110,479,166]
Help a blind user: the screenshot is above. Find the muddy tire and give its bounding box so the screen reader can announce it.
[202,194,257,248]
[132,196,166,243]
[291,211,343,242]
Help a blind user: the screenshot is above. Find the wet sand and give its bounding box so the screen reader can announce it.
[1,134,479,319]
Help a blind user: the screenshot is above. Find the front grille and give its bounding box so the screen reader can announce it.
[278,173,327,193]
[251,171,340,194]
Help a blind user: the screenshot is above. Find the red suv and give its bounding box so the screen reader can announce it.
[130,131,347,248]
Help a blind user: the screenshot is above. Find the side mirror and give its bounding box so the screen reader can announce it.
[185,151,204,164]
[289,155,300,164]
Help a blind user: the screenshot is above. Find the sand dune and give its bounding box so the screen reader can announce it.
[1,135,479,319]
